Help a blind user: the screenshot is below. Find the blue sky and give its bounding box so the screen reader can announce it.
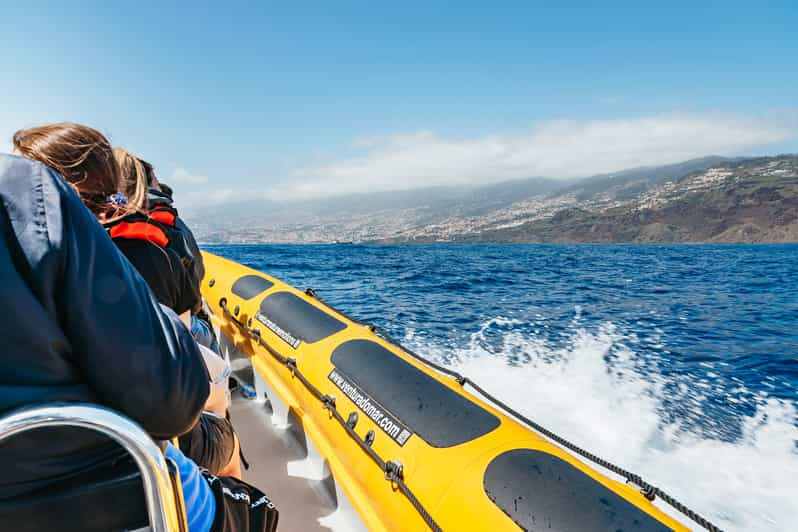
[1,1,796,208]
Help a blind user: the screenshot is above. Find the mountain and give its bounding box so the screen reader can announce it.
[186,176,570,223]
[186,155,798,244]
[561,156,730,201]
[184,176,570,243]
[387,155,798,243]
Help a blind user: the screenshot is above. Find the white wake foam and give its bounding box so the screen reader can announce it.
[405,317,798,532]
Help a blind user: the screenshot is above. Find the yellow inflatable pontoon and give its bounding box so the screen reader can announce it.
[202,251,717,532]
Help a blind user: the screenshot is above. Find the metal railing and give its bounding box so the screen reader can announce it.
[0,403,185,532]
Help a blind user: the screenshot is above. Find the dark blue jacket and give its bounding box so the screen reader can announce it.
[0,154,209,496]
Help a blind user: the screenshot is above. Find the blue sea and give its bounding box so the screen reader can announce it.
[208,243,798,531]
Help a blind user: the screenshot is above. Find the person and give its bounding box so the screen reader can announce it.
[141,158,205,298]
[0,152,208,497]
[4,135,277,531]
[113,149,216,348]
[137,154,218,352]
[13,125,241,479]
[111,147,241,477]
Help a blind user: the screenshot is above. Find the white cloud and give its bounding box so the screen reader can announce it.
[172,186,239,212]
[170,167,209,184]
[272,112,797,200]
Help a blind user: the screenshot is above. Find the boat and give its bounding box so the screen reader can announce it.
[0,251,720,531]
[200,251,717,532]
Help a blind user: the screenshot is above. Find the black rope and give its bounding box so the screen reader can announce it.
[219,300,443,532]
[303,290,723,532]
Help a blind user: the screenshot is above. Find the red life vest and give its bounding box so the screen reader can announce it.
[108,213,172,248]
[148,206,177,226]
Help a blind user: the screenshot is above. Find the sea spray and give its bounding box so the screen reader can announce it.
[405,317,798,532]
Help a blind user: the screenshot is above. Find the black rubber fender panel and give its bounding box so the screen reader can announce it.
[258,291,347,344]
[331,339,500,448]
[483,449,674,532]
[231,275,274,300]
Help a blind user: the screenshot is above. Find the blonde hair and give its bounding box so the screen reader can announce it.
[113,147,150,213]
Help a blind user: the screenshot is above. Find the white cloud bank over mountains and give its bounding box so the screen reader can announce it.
[273,112,797,200]
[2,111,796,209]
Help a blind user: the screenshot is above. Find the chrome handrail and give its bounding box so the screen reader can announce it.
[0,403,183,532]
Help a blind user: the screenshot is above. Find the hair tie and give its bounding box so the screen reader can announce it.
[108,192,128,206]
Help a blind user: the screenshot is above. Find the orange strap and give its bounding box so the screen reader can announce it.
[110,221,169,248]
[149,208,176,226]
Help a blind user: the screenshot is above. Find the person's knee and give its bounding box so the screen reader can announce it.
[219,433,242,479]
[179,412,238,476]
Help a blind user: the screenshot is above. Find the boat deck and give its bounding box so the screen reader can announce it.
[230,393,336,532]
[226,351,366,532]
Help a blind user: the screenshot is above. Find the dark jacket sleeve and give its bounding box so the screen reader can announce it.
[168,246,202,315]
[175,216,205,283]
[42,166,209,438]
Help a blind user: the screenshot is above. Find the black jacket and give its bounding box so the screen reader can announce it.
[108,214,201,315]
[0,154,209,496]
[148,187,205,290]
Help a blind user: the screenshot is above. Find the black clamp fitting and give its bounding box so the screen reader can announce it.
[322,394,336,411]
[384,460,404,482]
[346,412,359,429]
[640,484,657,501]
[626,475,657,501]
